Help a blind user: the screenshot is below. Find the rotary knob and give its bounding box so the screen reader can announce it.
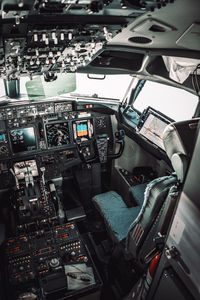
[50,258,59,268]
[83,256,88,263]
[71,251,76,257]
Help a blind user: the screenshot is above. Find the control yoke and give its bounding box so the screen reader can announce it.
[76,130,125,163]
[108,129,125,159]
[96,130,125,161]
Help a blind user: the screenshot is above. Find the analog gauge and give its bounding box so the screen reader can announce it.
[46,122,70,147]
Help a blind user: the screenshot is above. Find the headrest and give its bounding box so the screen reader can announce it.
[163,118,200,182]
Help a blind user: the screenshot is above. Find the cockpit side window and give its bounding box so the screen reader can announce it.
[132,81,198,122]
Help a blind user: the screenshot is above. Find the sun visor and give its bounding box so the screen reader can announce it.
[162,56,200,84]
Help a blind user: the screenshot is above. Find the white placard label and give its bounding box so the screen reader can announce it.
[170,215,185,244]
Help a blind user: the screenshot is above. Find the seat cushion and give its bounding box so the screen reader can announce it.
[93,191,142,243]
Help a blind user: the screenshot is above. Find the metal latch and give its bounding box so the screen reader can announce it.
[165,246,190,275]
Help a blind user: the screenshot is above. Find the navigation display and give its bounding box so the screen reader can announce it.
[138,107,172,150]
[46,122,70,148]
[10,127,36,153]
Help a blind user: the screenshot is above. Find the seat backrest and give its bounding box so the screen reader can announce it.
[137,184,179,265]
[125,175,176,260]
[125,117,200,263]
[163,117,199,182]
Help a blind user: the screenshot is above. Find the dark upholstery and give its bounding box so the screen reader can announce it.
[93,176,175,245]
[163,118,200,181]
[129,183,147,207]
[125,175,176,258]
[138,184,179,264]
[93,118,200,260]
[0,224,5,246]
[93,191,142,242]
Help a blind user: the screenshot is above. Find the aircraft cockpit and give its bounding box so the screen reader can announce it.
[0,1,200,300]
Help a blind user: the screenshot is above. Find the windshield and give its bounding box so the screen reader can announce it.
[0,74,133,103]
[71,74,133,100]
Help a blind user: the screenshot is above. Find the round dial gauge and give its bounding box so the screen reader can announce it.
[46,122,70,147]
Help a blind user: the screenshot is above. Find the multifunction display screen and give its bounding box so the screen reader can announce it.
[73,119,93,142]
[46,122,70,148]
[138,108,172,151]
[10,127,37,153]
[0,133,5,142]
[77,123,88,137]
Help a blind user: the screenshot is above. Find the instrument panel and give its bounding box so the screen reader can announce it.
[0,101,73,121]
[0,100,113,161]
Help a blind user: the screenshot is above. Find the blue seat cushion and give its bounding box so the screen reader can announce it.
[93,191,142,243]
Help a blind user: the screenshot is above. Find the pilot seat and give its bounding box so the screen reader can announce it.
[92,118,199,263]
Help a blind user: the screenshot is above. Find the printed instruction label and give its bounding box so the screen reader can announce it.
[170,215,185,244]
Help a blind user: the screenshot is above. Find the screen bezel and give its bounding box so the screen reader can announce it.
[73,119,93,142]
[9,126,37,155]
[45,121,71,148]
[137,106,173,151]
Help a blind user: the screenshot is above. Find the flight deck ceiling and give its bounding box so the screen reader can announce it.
[0,0,199,83]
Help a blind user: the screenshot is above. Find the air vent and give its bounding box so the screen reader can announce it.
[149,24,166,32]
[129,36,152,44]
[131,18,175,34]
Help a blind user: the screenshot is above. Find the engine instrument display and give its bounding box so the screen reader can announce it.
[10,127,37,153]
[46,122,70,148]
